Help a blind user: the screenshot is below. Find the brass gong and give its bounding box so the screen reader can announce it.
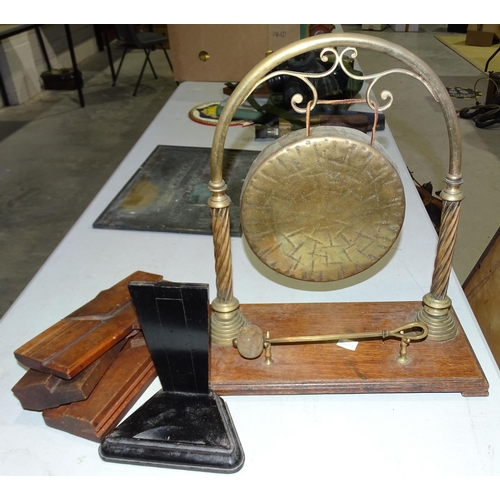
[240,126,405,281]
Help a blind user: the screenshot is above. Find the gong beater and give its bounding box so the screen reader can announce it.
[240,125,406,282]
[233,321,429,366]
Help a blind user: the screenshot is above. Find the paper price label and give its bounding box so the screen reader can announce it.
[336,340,358,351]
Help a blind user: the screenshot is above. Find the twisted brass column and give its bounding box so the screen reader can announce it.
[208,180,246,344]
[208,33,464,343]
[417,178,464,340]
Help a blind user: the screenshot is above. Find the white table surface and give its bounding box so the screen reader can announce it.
[1,81,500,487]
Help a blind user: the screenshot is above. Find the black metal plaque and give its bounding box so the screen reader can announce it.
[93,145,260,236]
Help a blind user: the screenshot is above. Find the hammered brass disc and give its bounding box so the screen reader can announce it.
[240,126,405,281]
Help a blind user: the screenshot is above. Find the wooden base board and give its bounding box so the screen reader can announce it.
[210,301,489,397]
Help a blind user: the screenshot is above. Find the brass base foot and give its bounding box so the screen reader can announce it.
[210,297,247,345]
[417,293,457,341]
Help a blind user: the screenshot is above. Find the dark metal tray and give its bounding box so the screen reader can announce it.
[93,145,260,236]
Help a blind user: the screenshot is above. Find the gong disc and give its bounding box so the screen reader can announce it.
[240,126,405,282]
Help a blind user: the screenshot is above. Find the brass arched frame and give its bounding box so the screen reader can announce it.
[208,33,463,344]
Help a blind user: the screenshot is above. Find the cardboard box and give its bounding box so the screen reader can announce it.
[168,25,304,82]
[466,24,500,46]
[391,24,419,32]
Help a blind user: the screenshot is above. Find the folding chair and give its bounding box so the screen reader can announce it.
[112,25,173,96]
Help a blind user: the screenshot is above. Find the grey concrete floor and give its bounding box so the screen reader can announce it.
[1,25,499,319]
[0,42,177,318]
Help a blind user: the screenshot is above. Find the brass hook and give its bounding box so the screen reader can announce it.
[305,98,379,145]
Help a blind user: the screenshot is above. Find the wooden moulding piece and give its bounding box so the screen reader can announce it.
[12,338,126,411]
[43,333,156,442]
[210,301,489,397]
[463,226,500,368]
[14,271,162,379]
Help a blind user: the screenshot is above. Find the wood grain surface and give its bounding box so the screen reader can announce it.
[42,333,156,442]
[464,227,500,368]
[12,339,126,411]
[14,271,162,379]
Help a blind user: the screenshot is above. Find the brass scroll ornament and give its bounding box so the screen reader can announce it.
[233,322,428,366]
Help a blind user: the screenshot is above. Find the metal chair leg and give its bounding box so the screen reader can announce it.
[143,48,157,79]
[162,47,173,73]
[113,46,128,86]
[133,49,150,96]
